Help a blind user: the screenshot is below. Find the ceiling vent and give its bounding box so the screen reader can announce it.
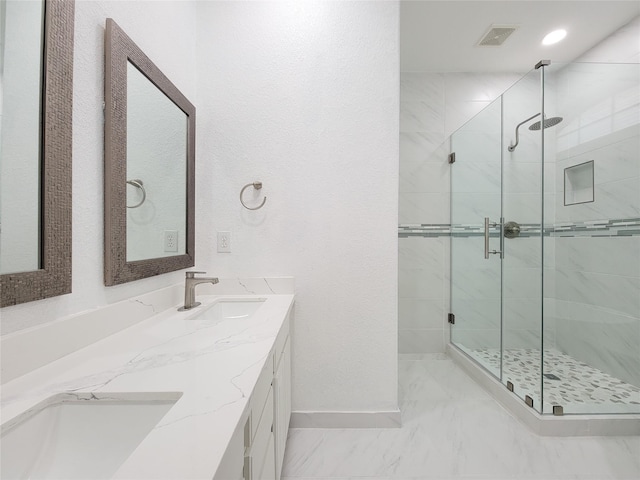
[478,25,519,47]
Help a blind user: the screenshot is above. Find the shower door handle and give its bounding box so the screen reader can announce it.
[484,217,502,259]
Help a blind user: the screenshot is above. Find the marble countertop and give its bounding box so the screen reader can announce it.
[1,293,295,479]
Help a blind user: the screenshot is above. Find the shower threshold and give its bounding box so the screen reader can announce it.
[447,343,640,436]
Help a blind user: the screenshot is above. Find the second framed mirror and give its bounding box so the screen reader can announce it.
[104,18,195,286]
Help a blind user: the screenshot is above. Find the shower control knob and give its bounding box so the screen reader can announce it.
[504,221,521,239]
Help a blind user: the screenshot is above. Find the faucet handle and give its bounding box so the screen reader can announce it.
[185,271,207,279]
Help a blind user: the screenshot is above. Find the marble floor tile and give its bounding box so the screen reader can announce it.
[282,354,640,479]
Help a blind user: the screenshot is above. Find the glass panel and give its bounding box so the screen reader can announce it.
[450,97,502,379]
[0,0,44,274]
[543,61,640,415]
[501,68,544,412]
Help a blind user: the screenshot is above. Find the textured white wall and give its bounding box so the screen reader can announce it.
[195,1,399,413]
[1,0,197,334]
[2,0,399,417]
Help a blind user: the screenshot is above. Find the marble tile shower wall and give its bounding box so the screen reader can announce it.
[399,72,521,354]
[546,63,640,386]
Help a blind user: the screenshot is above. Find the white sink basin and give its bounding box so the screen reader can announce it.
[1,392,181,480]
[189,298,265,321]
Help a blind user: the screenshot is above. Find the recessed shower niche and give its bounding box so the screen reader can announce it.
[564,160,594,206]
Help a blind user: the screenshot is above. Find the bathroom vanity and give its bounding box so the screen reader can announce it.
[217,308,291,480]
[0,280,294,479]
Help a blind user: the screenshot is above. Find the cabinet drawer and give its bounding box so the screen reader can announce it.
[248,353,274,445]
[273,314,290,373]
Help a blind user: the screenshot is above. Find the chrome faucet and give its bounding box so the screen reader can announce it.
[178,271,219,311]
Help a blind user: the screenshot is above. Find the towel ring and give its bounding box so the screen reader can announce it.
[240,181,267,210]
[126,179,146,209]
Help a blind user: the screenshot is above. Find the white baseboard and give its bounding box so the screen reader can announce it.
[290,410,402,428]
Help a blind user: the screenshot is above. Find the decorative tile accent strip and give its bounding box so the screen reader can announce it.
[398,218,640,238]
[398,224,452,237]
[549,218,640,237]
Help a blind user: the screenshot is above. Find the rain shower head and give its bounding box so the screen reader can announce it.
[508,113,563,152]
[528,116,563,131]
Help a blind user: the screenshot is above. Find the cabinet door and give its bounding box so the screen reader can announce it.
[256,433,276,480]
[214,414,246,480]
[274,337,291,479]
[247,387,275,480]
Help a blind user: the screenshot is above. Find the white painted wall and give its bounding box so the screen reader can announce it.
[195,1,399,414]
[1,0,399,419]
[0,0,197,334]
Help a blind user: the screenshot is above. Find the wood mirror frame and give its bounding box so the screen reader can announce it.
[104,18,195,286]
[0,0,74,308]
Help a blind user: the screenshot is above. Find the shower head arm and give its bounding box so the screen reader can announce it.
[508,112,540,152]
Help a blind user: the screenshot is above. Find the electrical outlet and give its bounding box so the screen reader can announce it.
[164,230,178,252]
[217,231,231,253]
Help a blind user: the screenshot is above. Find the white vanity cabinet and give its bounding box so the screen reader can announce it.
[214,313,291,480]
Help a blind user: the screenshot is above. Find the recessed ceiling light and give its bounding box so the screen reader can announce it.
[542,29,567,45]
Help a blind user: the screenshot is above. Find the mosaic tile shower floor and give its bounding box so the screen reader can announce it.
[464,347,640,413]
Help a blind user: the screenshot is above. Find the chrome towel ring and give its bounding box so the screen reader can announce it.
[126,179,146,208]
[240,181,267,210]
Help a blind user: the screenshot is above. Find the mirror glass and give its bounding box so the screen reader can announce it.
[0,0,73,307]
[0,0,45,274]
[126,62,187,261]
[104,19,195,286]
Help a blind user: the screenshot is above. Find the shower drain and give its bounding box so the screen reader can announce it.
[543,373,561,380]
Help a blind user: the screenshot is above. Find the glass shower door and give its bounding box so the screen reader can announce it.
[501,68,545,411]
[450,97,503,379]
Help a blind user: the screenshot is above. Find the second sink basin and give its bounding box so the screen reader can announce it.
[1,392,181,480]
[189,298,265,321]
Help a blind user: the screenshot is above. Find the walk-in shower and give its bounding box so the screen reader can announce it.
[449,60,640,417]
